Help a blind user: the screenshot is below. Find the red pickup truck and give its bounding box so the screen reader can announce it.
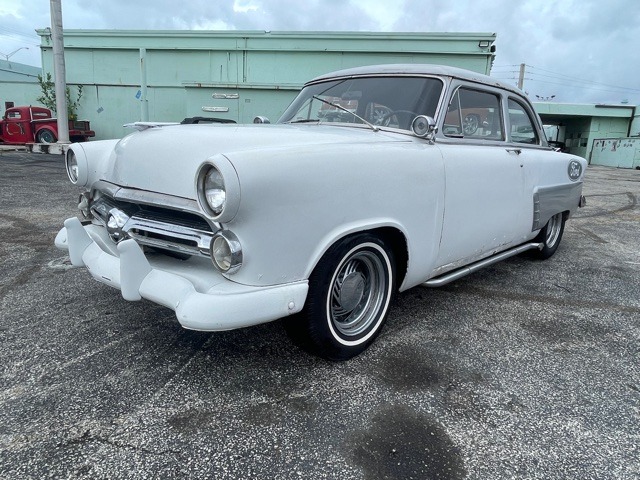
[0,106,95,144]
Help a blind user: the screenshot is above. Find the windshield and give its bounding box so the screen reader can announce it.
[278,76,443,131]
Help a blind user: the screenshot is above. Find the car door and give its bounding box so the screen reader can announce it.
[2,109,29,144]
[433,84,532,274]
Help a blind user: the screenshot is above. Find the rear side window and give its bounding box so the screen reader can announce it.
[444,87,503,140]
[508,99,539,144]
[7,111,22,119]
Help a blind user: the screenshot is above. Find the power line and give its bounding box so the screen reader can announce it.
[526,74,640,93]
[525,79,640,96]
[0,32,41,48]
[0,27,40,39]
[493,63,640,98]
[491,74,638,98]
[526,66,640,92]
[517,64,640,92]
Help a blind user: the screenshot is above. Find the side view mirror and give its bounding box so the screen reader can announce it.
[411,115,437,141]
[253,116,270,124]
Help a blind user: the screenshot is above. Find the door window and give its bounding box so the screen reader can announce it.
[444,87,503,140]
[508,99,539,144]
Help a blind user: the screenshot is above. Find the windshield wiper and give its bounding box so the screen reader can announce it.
[312,95,379,132]
[287,119,320,124]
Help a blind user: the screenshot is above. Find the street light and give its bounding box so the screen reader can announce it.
[0,47,30,61]
[535,94,556,101]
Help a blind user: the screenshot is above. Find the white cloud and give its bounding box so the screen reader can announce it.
[350,0,404,31]
[233,0,260,13]
[1,0,639,105]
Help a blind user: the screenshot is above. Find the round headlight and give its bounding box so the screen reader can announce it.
[203,167,226,215]
[210,231,242,274]
[66,149,79,183]
[196,156,241,222]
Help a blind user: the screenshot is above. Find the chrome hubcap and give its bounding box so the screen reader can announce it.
[330,250,387,337]
[545,213,562,248]
[338,272,366,311]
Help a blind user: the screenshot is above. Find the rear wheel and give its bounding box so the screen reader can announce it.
[36,129,56,144]
[531,212,565,259]
[285,233,396,361]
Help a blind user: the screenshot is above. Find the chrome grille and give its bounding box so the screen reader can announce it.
[89,195,217,257]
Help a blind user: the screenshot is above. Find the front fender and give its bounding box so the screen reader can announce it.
[223,140,446,289]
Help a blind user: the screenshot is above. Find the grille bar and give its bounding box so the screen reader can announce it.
[89,195,217,257]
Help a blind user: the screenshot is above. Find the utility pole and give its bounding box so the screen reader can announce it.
[517,63,526,90]
[140,48,149,121]
[50,0,69,143]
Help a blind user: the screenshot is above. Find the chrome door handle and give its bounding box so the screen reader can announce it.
[506,148,522,155]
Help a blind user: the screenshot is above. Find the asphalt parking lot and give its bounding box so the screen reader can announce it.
[1,150,639,480]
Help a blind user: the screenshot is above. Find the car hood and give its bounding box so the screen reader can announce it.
[107,124,411,199]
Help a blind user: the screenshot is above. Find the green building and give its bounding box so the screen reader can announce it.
[534,102,638,162]
[33,29,497,139]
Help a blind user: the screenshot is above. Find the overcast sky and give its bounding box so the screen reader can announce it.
[1,0,639,105]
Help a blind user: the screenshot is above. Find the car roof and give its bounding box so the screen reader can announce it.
[307,63,522,96]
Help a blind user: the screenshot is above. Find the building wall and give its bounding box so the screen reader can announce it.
[591,138,640,168]
[536,102,636,161]
[0,82,41,116]
[36,30,497,140]
[564,116,630,161]
[0,59,41,117]
[563,118,592,159]
[630,114,640,137]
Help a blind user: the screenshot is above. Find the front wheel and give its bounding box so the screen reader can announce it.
[285,234,396,361]
[531,212,565,259]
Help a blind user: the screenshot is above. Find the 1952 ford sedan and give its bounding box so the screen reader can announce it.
[56,64,587,360]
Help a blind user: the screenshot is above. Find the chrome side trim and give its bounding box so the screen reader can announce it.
[422,242,543,287]
[532,191,541,231]
[124,216,216,257]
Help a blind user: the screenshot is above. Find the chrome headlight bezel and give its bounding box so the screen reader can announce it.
[65,146,88,185]
[196,156,241,223]
[66,149,79,183]
[210,230,243,274]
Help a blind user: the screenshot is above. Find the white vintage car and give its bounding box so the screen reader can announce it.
[56,64,587,360]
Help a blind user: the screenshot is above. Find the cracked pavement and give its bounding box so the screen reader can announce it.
[0,152,639,479]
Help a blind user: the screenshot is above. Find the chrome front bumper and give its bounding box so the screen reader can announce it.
[55,217,308,331]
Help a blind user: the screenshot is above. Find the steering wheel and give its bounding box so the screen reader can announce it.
[379,110,419,127]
